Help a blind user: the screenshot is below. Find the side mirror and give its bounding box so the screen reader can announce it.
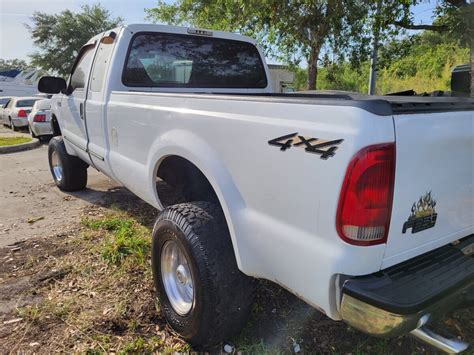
[38,76,67,94]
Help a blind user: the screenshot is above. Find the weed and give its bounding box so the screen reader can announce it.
[120,337,149,353]
[16,304,42,323]
[82,215,150,266]
[233,338,275,353]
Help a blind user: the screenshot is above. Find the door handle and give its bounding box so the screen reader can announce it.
[80,102,84,120]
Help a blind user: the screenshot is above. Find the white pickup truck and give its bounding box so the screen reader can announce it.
[38,24,473,352]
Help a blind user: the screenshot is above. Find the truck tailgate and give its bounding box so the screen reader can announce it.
[384,110,474,266]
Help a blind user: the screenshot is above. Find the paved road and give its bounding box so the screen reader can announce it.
[0,128,119,247]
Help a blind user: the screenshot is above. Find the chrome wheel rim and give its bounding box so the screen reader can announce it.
[161,240,194,315]
[51,150,63,182]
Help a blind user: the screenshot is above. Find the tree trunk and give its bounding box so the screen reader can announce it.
[307,46,320,90]
[471,42,474,97]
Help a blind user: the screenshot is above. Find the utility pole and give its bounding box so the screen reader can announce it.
[368,2,381,95]
[368,33,379,95]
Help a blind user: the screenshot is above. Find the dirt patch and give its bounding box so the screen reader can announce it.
[0,200,472,353]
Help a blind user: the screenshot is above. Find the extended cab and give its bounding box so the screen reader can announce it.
[38,24,474,352]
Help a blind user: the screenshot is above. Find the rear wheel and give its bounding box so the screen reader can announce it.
[28,125,37,138]
[152,202,254,349]
[9,118,17,131]
[48,137,88,191]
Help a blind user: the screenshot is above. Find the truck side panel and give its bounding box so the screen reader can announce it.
[105,92,395,318]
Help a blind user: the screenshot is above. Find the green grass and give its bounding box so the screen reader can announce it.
[81,215,150,266]
[0,136,32,146]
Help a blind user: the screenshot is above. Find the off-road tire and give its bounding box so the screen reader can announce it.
[152,202,254,349]
[48,136,88,191]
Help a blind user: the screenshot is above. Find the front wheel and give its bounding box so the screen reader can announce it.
[48,137,88,191]
[152,202,254,349]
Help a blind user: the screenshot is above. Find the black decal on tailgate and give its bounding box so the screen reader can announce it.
[402,191,438,234]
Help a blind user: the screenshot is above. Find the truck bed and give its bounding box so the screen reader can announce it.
[127,90,474,115]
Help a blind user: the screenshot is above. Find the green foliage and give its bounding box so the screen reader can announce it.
[0,58,31,72]
[146,0,372,90]
[293,31,469,94]
[27,4,122,76]
[82,216,150,266]
[378,33,469,94]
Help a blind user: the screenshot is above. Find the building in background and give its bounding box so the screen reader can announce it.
[268,64,295,93]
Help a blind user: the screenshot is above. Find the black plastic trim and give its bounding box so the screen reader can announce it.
[342,235,474,315]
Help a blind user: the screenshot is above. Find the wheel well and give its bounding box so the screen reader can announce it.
[51,115,61,136]
[156,156,218,208]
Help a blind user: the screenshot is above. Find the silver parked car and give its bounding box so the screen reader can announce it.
[27,99,52,139]
[1,97,41,131]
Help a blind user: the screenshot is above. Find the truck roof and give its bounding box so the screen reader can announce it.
[86,23,258,47]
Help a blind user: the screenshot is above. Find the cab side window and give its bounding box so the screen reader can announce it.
[70,46,95,92]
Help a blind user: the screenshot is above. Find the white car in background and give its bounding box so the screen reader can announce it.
[0,96,11,108]
[27,98,52,139]
[0,97,12,124]
[1,96,41,131]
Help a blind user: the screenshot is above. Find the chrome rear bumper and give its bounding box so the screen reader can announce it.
[340,288,471,353]
[340,235,473,353]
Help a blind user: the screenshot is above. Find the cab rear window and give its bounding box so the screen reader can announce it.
[123,32,267,89]
[16,99,39,107]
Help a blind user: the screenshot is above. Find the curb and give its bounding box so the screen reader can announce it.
[0,138,41,154]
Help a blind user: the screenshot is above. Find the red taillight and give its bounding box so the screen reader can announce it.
[33,113,46,122]
[336,143,395,246]
[17,109,27,118]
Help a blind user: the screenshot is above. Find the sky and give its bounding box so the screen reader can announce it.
[0,0,438,62]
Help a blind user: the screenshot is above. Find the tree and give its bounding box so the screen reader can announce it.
[380,0,474,95]
[0,59,31,72]
[27,4,123,77]
[146,0,369,90]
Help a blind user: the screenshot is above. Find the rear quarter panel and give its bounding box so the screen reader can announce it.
[105,92,395,318]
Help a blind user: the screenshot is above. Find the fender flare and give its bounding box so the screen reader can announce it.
[147,129,246,269]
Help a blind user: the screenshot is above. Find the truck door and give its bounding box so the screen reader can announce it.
[85,33,117,173]
[60,44,96,163]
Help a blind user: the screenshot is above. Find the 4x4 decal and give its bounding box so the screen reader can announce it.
[268,132,343,160]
